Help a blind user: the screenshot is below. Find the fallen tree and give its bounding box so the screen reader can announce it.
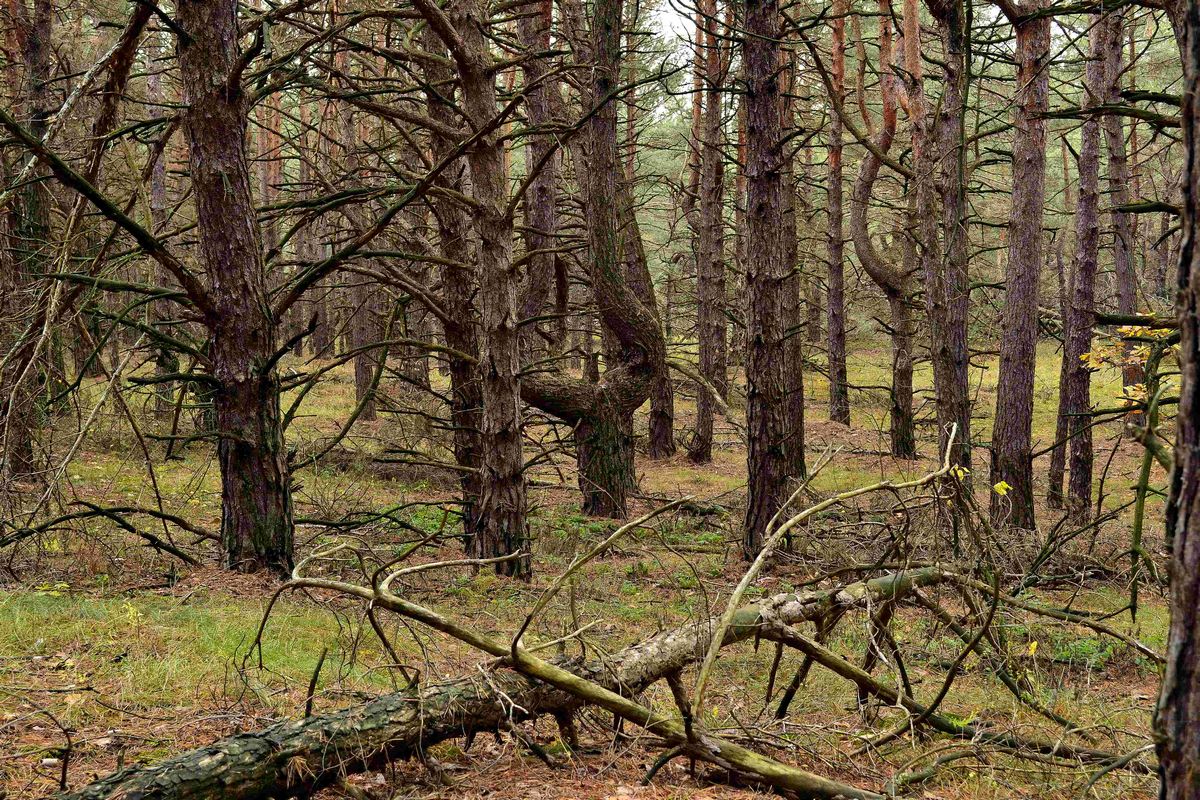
[62,437,1161,800]
[61,568,948,800]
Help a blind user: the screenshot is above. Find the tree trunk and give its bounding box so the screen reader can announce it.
[826,0,851,426]
[423,34,484,543]
[742,0,789,558]
[351,279,381,421]
[989,7,1050,530]
[1048,238,1070,508]
[146,29,177,420]
[1157,4,1200,793]
[928,0,972,470]
[850,2,915,460]
[780,42,806,479]
[688,0,727,464]
[782,162,807,479]
[177,0,294,574]
[423,0,530,577]
[1101,8,1142,388]
[619,192,676,461]
[1,0,53,482]
[1060,18,1107,522]
[517,0,666,519]
[517,0,559,351]
[1157,212,1175,299]
[577,394,635,515]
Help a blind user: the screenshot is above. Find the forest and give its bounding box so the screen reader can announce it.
[1,0,1199,796]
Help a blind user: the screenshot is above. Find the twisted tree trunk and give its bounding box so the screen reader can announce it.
[849,2,916,460]
[518,0,668,519]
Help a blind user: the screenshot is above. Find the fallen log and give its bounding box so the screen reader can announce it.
[60,568,950,800]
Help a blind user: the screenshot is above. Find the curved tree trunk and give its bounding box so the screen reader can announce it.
[517,0,667,519]
[848,9,915,460]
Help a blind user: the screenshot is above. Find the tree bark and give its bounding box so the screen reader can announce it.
[177,0,294,573]
[1101,8,1142,388]
[1157,4,1200,794]
[517,0,667,519]
[1048,238,1070,508]
[1060,18,1107,523]
[826,0,851,426]
[742,0,790,558]
[688,0,727,464]
[927,0,972,471]
[0,0,52,482]
[422,31,484,546]
[989,5,1050,530]
[418,0,530,577]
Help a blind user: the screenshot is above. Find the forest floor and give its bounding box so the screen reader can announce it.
[0,339,1170,799]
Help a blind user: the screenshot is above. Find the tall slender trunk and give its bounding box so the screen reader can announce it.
[742,0,789,558]
[145,30,178,419]
[517,0,559,350]
[1060,19,1107,522]
[1157,212,1174,299]
[781,51,806,479]
[826,0,851,425]
[177,0,293,573]
[688,0,727,464]
[423,29,484,544]
[1048,238,1070,507]
[928,0,972,470]
[1101,8,1141,387]
[989,7,1049,530]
